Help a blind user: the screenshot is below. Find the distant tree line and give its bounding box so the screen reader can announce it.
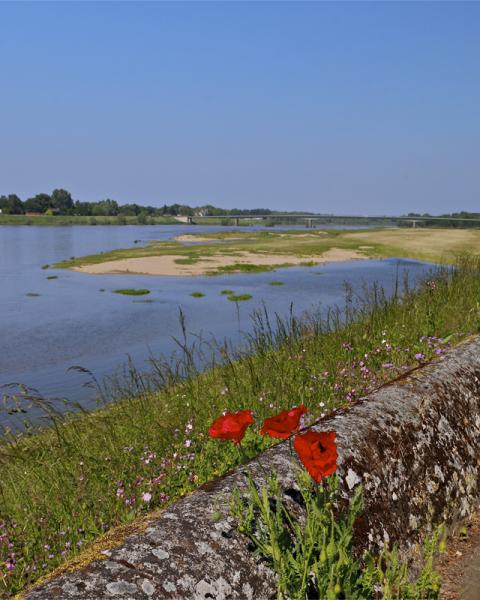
[399,211,480,228]
[0,190,300,218]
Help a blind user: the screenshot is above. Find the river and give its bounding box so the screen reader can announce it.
[0,224,432,427]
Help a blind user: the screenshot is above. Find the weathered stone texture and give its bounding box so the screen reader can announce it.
[25,338,480,599]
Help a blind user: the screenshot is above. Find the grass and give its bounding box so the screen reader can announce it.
[227,294,253,301]
[1,257,480,595]
[190,292,205,298]
[269,280,284,286]
[54,227,480,277]
[41,264,49,270]
[112,288,150,296]
[0,215,178,226]
[46,275,58,280]
[25,292,41,297]
[220,289,234,295]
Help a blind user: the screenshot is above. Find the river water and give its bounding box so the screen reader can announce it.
[0,225,432,425]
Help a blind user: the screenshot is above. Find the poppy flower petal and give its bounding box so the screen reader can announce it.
[293,431,338,483]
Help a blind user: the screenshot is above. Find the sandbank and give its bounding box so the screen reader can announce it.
[73,248,366,277]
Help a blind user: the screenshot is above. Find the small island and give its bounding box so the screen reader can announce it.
[56,227,480,276]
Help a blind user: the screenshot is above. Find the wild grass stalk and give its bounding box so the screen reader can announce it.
[0,257,479,595]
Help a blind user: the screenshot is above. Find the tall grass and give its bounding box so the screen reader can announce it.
[1,258,479,595]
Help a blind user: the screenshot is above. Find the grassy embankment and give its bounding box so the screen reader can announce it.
[55,227,480,273]
[1,257,480,595]
[0,214,178,226]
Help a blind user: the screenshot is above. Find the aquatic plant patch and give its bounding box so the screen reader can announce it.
[213,263,280,275]
[112,288,151,296]
[227,294,252,301]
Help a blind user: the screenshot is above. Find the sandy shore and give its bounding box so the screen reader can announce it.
[174,234,248,243]
[73,248,366,277]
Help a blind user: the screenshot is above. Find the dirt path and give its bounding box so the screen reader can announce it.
[437,510,480,599]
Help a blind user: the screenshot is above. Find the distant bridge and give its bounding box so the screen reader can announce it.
[182,214,480,228]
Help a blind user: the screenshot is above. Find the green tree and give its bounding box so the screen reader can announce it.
[92,199,119,216]
[0,194,24,214]
[118,203,141,216]
[24,193,51,213]
[51,189,74,214]
[74,201,92,216]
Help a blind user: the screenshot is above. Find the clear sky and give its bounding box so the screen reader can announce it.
[1,1,479,214]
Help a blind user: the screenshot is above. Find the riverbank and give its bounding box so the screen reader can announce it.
[0,214,179,226]
[56,228,480,276]
[2,257,480,595]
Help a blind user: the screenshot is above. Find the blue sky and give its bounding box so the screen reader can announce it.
[1,1,479,214]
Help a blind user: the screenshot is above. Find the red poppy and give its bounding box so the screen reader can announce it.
[293,431,338,482]
[260,405,308,439]
[208,410,254,444]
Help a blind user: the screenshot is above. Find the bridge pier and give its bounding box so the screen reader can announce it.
[187,216,193,224]
[305,218,313,228]
[234,217,240,226]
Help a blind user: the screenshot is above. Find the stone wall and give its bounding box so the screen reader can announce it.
[25,337,480,599]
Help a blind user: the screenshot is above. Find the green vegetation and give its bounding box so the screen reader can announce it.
[174,257,200,265]
[46,275,58,280]
[227,294,252,301]
[221,289,234,295]
[0,214,178,226]
[25,292,40,297]
[0,188,314,224]
[190,291,205,297]
[232,473,441,598]
[113,288,150,296]
[214,263,280,274]
[41,264,49,270]
[269,280,284,286]
[1,258,480,594]
[398,211,480,229]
